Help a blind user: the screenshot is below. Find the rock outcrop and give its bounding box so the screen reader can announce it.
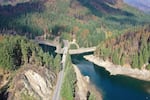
[6,65,56,100]
[73,64,102,100]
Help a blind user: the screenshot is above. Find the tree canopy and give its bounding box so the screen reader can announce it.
[0,35,61,71]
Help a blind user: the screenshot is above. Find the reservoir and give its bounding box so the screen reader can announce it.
[40,45,150,100]
[72,55,150,100]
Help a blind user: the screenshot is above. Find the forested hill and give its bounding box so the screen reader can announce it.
[0,0,150,47]
[95,26,150,70]
[123,0,150,13]
[0,35,61,71]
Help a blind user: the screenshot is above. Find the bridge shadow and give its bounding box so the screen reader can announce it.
[39,44,57,57]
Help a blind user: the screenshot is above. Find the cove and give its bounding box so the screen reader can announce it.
[71,55,150,100]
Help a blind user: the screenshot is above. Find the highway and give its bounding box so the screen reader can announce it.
[52,40,69,100]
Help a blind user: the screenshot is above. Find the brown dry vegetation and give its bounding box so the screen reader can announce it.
[95,25,150,69]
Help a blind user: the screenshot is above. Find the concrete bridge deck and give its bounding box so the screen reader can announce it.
[36,39,96,55]
[35,40,58,47]
[68,47,96,54]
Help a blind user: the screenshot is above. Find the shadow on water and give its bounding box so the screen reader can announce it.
[71,52,93,63]
[39,44,57,57]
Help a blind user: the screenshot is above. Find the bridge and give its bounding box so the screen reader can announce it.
[36,39,96,99]
[36,40,58,47]
[68,47,96,54]
[55,47,96,55]
[35,39,96,55]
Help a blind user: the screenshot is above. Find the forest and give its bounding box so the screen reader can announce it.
[95,25,150,70]
[0,0,150,100]
[0,0,150,47]
[0,35,61,72]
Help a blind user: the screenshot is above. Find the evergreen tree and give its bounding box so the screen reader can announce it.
[132,54,138,68]
[43,52,53,68]
[142,46,149,64]
[112,50,119,65]
[21,40,28,64]
[54,54,61,72]
[139,53,144,69]
[0,35,58,71]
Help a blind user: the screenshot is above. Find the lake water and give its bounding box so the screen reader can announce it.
[40,45,150,100]
[72,55,150,100]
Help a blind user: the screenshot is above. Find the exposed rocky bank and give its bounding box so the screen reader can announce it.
[73,64,102,100]
[1,65,56,100]
[84,55,150,81]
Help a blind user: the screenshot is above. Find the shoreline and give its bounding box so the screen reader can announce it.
[84,55,150,82]
[73,64,102,100]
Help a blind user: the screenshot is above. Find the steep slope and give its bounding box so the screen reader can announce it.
[95,25,150,70]
[7,65,56,100]
[124,0,150,13]
[0,0,149,47]
[0,35,61,100]
[0,0,39,5]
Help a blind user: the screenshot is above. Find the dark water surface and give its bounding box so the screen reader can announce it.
[39,44,56,56]
[40,44,150,100]
[72,55,150,100]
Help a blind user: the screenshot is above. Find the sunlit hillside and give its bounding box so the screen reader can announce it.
[0,0,149,47]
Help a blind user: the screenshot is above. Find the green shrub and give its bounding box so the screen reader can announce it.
[61,54,76,100]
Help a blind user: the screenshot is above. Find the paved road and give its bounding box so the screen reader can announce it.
[69,47,96,54]
[35,39,95,55]
[52,40,69,100]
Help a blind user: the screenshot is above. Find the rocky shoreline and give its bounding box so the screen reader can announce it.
[73,64,102,100]
[84,55,150,82]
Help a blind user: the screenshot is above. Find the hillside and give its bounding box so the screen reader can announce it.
[95,25,150,70]
[124,0,150,13]
[0,0,150,99]
[0,35,62,99]
[0,0,150,47]
[0,35,62,70]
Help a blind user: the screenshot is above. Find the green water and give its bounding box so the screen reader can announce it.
[40,44,150,100]
[72,55,150,100]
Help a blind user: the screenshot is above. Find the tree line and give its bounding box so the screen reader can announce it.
[95,26,150,70]
[0,35,61,72]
